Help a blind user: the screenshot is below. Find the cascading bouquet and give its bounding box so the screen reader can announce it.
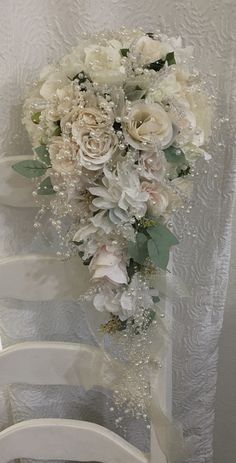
[13,29,211,332]
[11,29,212,459]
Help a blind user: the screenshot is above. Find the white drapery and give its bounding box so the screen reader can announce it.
[0,1,236,462]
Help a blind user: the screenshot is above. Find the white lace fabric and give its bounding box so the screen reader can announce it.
[0,1,236,463]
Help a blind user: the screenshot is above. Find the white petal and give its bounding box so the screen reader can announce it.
[93,293,106,312]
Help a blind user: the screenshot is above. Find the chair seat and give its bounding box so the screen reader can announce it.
[0,418,148,463]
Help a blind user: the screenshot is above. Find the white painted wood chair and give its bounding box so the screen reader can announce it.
[0,342,148,463]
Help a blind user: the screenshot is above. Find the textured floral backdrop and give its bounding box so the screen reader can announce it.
[0,1,236,463]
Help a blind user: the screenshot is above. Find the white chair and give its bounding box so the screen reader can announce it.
[0,342,148,463]
[0,254,90,301]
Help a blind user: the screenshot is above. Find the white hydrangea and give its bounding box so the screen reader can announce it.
[89,161,149,224]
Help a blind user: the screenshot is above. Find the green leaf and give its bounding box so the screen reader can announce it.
[164,146,187,165]
[144,51,176,72]
[146,32,155,39]
[31,112,41,124]
[177,165,191,177]
[146,224,179,270]
[128,232,148,265]
[37,176,56,195]
[127,258,138,280]
[166,51,176,66]
[12,160,47,178]
[146,59,165,72]
[34,145,51,167]
[120,48,129,57]
[52,125,62,136]
[72,71,91,85]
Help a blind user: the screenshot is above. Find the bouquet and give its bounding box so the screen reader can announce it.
[12,28,212,459]
[13,29,211,331]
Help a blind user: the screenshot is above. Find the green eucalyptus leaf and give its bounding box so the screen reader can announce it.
[128,232,148,265]
[147,224,179,270]
[37,176,56,195]
[147,239,168,270]
[34,145,51,167]
[166,51,176,66]
[31,112,41,124]
[147,224,179,246]
[120,48,129,57]
[12,160,47,178]
[164,146,187,165]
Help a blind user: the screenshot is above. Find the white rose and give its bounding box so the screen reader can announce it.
[134,35,172,65]
[123,102,174,150]
[89,245,128,284]
[72,127,118,171]
[165,97,197,146]
[59,47,84,79]
[147,71,182,104]
[40,72,70,102]
[185,90,212,145]
[84,40,126,85]
[139,150,167,181]
[142,180,182,217]
[49,137,80,175]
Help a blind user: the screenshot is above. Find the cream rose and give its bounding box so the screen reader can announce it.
[89,245,128,284]
[72,126,118,171]
[49,137,80,175]
[72,107,113,130]
[123,102,174,150]
[142,180,181,217]
[139,150,167,181]
[84,40,126,85]
[134,35,172,65]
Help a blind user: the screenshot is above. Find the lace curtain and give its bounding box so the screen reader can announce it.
[0,1,236,462]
